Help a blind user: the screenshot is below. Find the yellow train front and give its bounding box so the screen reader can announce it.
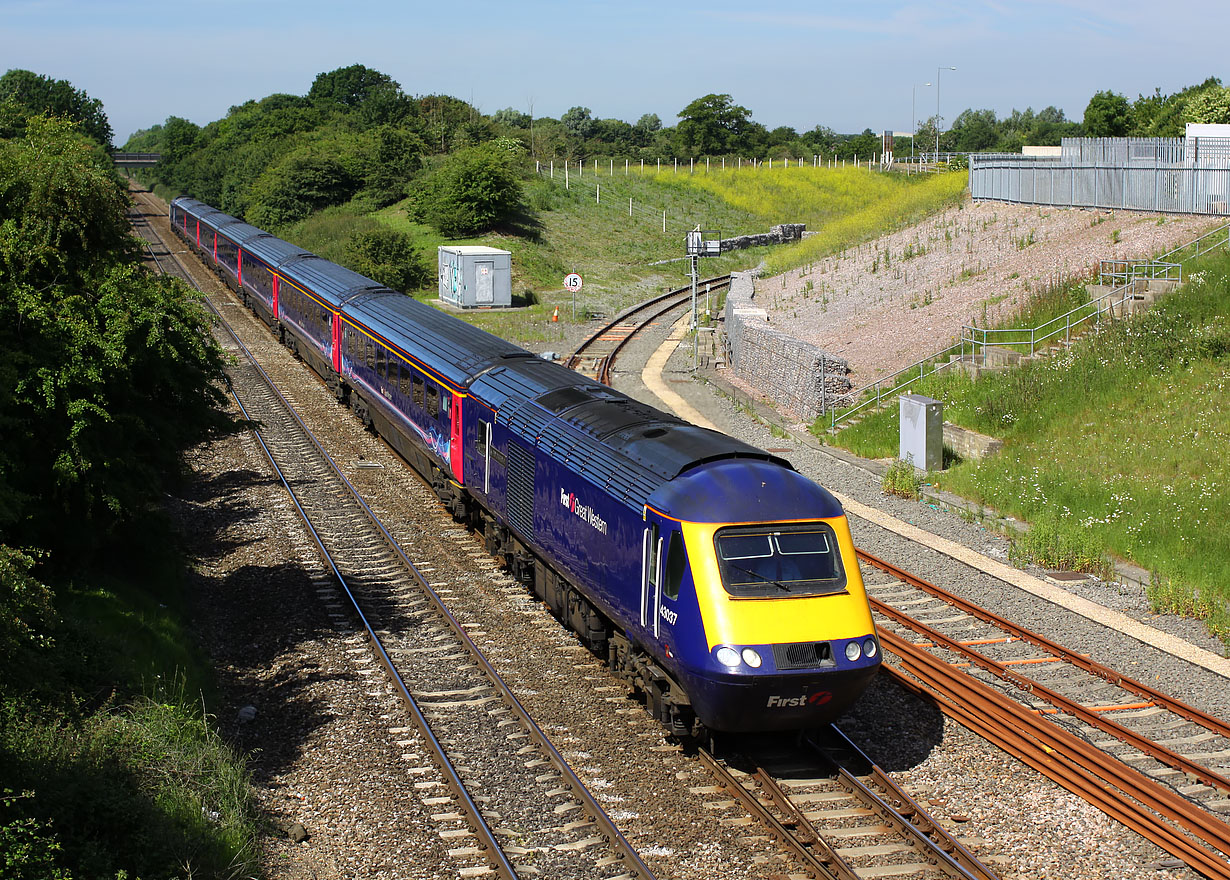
[641,458,880,733]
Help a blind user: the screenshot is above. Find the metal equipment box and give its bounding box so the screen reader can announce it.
[899,394,943,472]
[437,246,512,309]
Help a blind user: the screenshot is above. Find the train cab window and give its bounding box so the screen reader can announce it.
[664,531,685,600]
[647,524,661,590]
[412,376,424,406]
[714,523,847,598]
[426,385,439,418]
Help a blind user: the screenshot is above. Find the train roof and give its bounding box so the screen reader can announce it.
[472,358,792,511]
[242,234,312,269]
[344,291,531,389]
[278,255,386,309]
[648,458,843,524]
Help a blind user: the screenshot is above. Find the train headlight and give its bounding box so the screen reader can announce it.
[863,637,879,659]
[741,648,763,668]
[844,641,862,662]
[716,646,742,667]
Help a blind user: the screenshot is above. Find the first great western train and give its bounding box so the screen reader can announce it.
[170,196,882,736]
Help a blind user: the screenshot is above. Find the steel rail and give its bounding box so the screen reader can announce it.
[134,192,657,880]
[808,726,1000,880]
[696,748,853,880]
[565,274,731,381]
[879,631,1230,880]
[857,549,1230,741]
[870,590,1230,795]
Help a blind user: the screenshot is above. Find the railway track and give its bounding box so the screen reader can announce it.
[130,190,656,880]
[132,191,1230,878]
[701,727,1000,880]
[566,275,731,383]
[581,278,1230,879]
[860,552,1230,880]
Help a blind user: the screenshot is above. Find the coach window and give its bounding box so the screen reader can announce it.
[475,418,490,455]
[375,345,386,378]
[664,531,685,600]
[426,384,439,418]
[412,375,424,406]
[398,363,410,396]
[440,389,451,420]
[365,340,375,370]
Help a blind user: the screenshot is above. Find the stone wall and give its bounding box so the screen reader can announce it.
[722,272,851,421]
[719,224,807,252]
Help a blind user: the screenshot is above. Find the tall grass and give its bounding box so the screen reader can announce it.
[827,251,1230,646]
[653,166,968,274]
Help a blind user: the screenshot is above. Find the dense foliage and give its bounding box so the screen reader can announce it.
[0,69,112,147]
[2,98,256,879]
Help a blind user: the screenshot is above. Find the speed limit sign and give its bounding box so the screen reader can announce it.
[563,273,583,291]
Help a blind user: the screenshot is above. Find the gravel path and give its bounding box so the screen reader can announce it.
[757,200,1221,385]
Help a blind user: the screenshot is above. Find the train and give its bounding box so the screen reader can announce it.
[169,196,881,736]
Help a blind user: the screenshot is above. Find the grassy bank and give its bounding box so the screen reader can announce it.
[827,250,1230,647]
[340,165,969,345]
[1,522,261,879]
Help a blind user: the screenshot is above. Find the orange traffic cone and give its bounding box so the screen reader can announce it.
[551,307,559,322]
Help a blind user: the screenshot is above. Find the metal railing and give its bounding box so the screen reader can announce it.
[828,221,1230,429]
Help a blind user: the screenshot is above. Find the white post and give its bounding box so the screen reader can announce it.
[690,157,694,174]
[550,159,554,178]
[662,210,666,232]
[629,197,633,216]
[610,158,613,175]
[596,184,600,205]
[579,159,583,177]
[674,158,678,173]
[706,156,710,172]
[565,162,569,189]
[657,158,660,173]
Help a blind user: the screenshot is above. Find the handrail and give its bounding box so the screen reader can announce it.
[829,221,1230,429]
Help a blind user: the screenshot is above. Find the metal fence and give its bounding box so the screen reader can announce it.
[970,137,1230,216]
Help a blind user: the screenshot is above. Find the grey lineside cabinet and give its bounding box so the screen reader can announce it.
[437,246,512,309]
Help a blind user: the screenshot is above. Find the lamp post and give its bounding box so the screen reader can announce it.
[912,82,931,159]
[936,66,956,158]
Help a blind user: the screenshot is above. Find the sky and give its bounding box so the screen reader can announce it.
[2,0,1226,145]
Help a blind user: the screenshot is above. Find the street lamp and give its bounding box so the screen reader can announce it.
[937,66,956,158]
[912,82,931,159]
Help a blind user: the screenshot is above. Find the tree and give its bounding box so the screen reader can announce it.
[246,152,357,228]
[1083,90,1131,137]
[417,144,524,237]
[948,108,1000,152]
[309,64,396,108]
[675,94,754,155]
[493,108,530,128]
[635,113,661,134]
[560,106,595,139]
[0,69,112,146]
[0,117,231,556]
[1185,86,1230,125]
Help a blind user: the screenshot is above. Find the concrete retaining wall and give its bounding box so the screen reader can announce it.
[942,422,1003,461]
[722,271,851,421]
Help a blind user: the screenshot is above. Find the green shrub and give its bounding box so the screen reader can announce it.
[882,459,923,499]
[416,144,525,237]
